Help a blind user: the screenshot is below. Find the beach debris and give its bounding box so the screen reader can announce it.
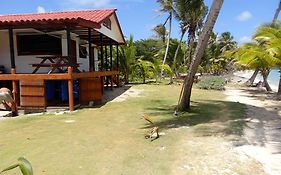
[143,116,159,141]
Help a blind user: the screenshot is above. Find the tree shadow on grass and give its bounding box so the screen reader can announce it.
[142,100,247,138]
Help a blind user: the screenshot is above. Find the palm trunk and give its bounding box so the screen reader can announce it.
[124,73,129,84]
[170,30,186,84]
[261,69,272,91]
[278,69,281,96]
[160,13,172,79]
[273,0,281,24]
[187,32,196,68]
[178,0,224,111]
[245,69,259,86]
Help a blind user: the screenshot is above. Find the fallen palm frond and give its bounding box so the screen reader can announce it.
[143,115,154,125]
[143,115,159,141]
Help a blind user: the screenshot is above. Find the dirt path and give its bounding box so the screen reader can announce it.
[225,86,281,175]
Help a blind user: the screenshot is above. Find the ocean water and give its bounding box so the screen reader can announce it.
[254,69,280,91]
[267,69,280,89]
[234,69,280,91]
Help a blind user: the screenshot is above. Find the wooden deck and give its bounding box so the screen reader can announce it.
[0,68,119,112]
[0,70,119,80]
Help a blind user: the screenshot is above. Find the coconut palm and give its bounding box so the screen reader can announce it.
[234,43,280,91]
[119,35,136,84]
[246,0,281,86]
[254,25,281,95]
[184,0,208,66]
[153,24,167,43]
[218,32,237,52]
[157,0,173,79]
[178,0,224,111]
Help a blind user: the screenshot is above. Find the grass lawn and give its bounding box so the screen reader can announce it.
[0,84,265,175]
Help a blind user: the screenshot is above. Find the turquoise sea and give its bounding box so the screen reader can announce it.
[268,69,280,88]
[235,69,280,91]
[256,69,280,91]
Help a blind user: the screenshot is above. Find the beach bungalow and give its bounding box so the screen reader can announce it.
[0,9,125,112]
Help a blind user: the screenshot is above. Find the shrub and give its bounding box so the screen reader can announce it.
[197,76,226,90]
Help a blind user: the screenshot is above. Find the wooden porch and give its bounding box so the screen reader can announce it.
[0,9,125,113]
[0,68,119,112]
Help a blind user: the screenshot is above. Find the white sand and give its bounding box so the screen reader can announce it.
[111,88,143,102]
[225,86,281,175]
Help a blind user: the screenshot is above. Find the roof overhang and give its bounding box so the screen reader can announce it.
[0,9,125,45]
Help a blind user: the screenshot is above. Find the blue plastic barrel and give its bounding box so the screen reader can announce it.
[60,80,79,101]
[45,81,55,101]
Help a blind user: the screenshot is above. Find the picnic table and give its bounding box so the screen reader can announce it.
[31,56,80,74]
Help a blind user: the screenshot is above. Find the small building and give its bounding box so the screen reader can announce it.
[0,9,125,112]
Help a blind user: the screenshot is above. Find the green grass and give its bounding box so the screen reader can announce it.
[0,84,264,175]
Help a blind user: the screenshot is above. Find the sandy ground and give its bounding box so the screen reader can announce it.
[225,83,281,175]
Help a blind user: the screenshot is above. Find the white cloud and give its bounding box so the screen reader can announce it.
[236,11,252,22]
[37,6,46,13]
[239,36,252,43]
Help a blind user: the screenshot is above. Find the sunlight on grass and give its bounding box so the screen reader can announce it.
[0,84,264,175]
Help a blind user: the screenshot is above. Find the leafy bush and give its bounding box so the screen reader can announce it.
[197,76,226,90]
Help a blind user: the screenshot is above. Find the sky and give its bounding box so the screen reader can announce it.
[0,0,279,44]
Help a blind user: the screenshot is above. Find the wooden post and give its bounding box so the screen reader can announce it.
[88,28,93,71]
[110,41,113,71]
[9,28,19,105]
[110,75,114,90]
[68,67,74,111]
[105,46,108,71]
[93,48,95,72]
[11,68,19,105]
[116,45,119,70]
[66,26,72,66]
[116,45,120,87]
[8,28,16,69]
[105,45,109,87]
[100,34,104,71]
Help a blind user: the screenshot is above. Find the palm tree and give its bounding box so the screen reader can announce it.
[171,24,187,77]
[178,0,224,111]
[119,35,136,84]
[153,24,166,43]
[184,0,208,66]
[157,0,173,79]
[246,0,281,86]
[254,25,281,95]
[218,32,237,52]
[170,0,189,78]
[234,43,280,91]
[169,0,207,82]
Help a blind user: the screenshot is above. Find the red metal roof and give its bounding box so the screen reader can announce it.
[0,9,116,25]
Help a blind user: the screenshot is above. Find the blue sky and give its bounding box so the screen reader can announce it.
[0,0,279,44]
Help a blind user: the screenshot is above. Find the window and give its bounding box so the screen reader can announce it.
[17,34,62,55]
[79,46,88,58]
[102,18,111,30]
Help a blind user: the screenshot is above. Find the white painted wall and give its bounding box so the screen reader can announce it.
[0,29,90,73]
[95,14,125,44]
[0,29,53,73]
